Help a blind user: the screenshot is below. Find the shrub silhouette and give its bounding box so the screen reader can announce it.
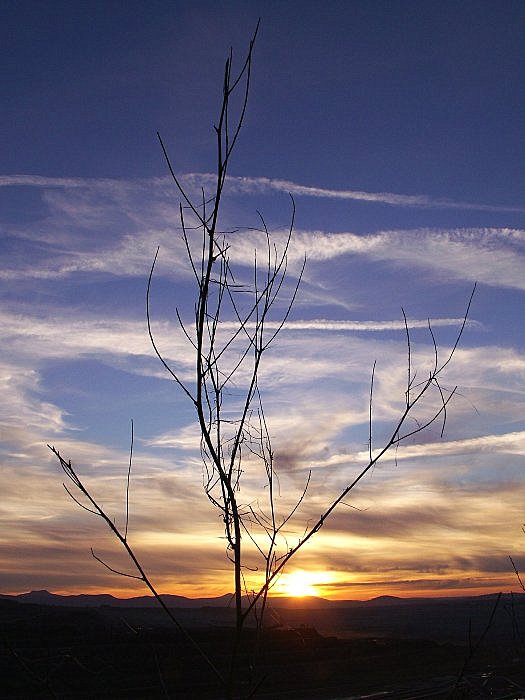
[49,22,475,698]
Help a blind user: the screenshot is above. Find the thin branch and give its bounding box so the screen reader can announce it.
[440,282,477,372]
[48,444,226,689]
[449,592,502,696]
[243,287,475,617]
[509,555,525,592]
[125,419,133,541]
[91,548,142,580]
[146,247,195,403]
[402,308,411,407]
[369,360,376,463]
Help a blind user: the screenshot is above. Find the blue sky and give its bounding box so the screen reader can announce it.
[1,1,525,599]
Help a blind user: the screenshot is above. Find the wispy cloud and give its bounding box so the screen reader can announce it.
[3,174,525,291]
[0,174,166,191]
[0,360,70,449]
[189,173,525,212]
[2,172,524,599]
[4,173,525,213]
[4,172,524,213]
[274,227,525,290]
[219,318,480,332]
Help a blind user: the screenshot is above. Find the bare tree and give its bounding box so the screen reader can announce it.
[510,543,525,592]
[49,22,475,698]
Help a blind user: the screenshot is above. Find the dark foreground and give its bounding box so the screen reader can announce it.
[1,594,525,699]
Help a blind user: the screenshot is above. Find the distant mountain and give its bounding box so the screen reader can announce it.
[361,595,402,606]
[0,590,344,609]
[0,589,511,610]
[0,590,235,609]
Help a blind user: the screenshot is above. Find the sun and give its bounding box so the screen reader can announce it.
[275,570,325,598]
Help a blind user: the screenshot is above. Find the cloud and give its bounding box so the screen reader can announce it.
[269,227,525,290]
[219,318,479,332]
[0,360,70,451]
[275,476,525,597]
[0,310,196,382]
[3,302,520,487]
[3,173,525,293]
[4,172,524,213]
[2,172,524,599]
[0,305,474,400]
[188,173,525,212]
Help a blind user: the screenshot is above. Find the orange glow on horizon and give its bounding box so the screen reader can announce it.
[32,581,515,604]
[36,570,518,602]
[42,581,513,602]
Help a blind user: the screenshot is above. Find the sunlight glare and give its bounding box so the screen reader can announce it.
[275,570,327,598]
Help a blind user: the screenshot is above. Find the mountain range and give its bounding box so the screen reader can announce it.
[0,589,502,609]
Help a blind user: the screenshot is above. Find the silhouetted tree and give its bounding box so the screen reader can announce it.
[50,22,475,698]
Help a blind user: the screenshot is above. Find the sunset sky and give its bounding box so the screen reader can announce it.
[2,1,525,601]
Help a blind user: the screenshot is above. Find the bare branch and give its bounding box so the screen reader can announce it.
[91,548,142,580]
[368,360,376,463]
[509,555,525,592]
[125,419,133,542]
[48,444,225,688]
[146,247,195,403]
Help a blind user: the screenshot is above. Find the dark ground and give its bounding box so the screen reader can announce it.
[1,594,525,699]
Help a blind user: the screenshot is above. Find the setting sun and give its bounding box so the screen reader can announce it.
[274,570,329,598]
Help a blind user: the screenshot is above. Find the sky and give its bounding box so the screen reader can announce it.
[1,0,525,601]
